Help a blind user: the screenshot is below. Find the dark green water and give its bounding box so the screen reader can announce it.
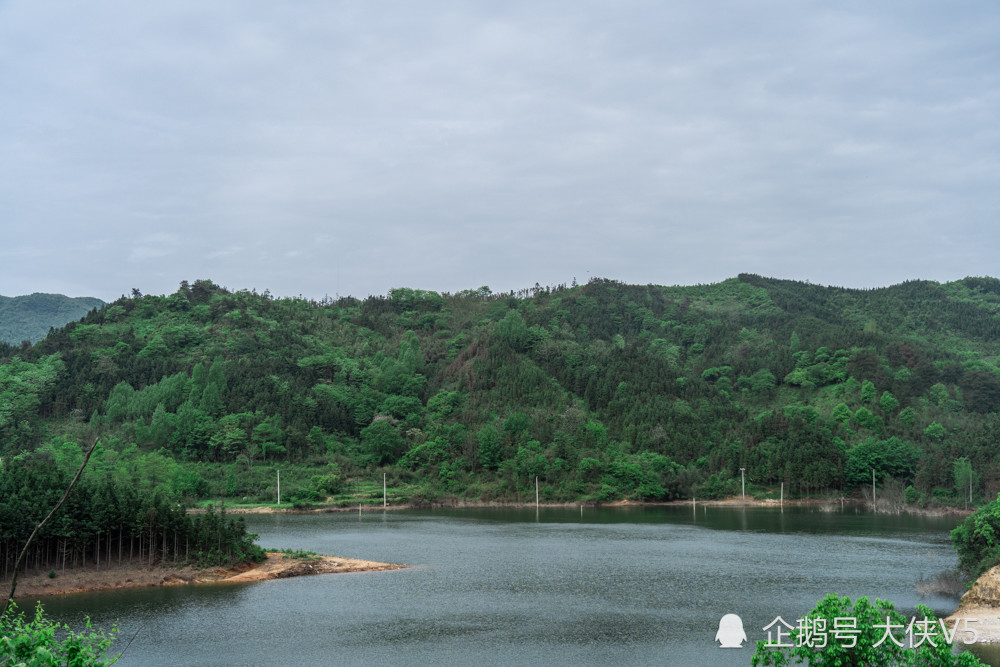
[34,506,992,666]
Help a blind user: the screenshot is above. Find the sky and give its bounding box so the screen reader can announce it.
[1,1,998,302]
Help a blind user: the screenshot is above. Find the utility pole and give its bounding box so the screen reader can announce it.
[872,468,876,511]
[740,468,746,500]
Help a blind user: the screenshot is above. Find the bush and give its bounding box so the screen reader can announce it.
[952,493,1000,578]
[1,603,119,666]
[751,594,983,666]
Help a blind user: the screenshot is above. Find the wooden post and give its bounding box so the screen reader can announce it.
[383,472,387,508]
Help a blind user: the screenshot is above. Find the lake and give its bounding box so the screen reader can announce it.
[37,505,995,666]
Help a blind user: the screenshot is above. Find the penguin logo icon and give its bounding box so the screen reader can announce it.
[715,614,747,648]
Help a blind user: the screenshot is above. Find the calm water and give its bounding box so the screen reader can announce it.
[34,506,992,666]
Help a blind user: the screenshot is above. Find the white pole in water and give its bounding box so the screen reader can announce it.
[383,473,387,508]
[740,468,746,500]
[535,477,539,508]
[277,470,280,505]
[780,482,783,507]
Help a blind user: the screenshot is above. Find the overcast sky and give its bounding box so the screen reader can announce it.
[1,1,998,301]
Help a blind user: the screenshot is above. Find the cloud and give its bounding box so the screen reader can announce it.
[0,1,998,299]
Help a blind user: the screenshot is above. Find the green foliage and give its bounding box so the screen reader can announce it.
[954,457,979,505]
[0,452,265,571]
[360,419,405,466]
[0,293,104,344]
[6,275,1000,506]
[952,493,1000,577]
[0,603,119,666]
[751,593,983,666]
[924,422,946,440]
[860,380,877,404]
[853,407,879,431]
[275,548,321,561]
[845,437,920,487]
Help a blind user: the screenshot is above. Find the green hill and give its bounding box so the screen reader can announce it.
[0,292,105,344]
[3,275,1000,507]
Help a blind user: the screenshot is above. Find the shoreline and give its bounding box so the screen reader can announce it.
[191,495,972,518]
[8,552,405,600]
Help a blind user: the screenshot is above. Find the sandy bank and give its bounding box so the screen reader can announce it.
[9,552,404,600]
[948,565,1000,644]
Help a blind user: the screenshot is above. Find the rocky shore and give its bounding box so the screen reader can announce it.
[947,565,1000,644]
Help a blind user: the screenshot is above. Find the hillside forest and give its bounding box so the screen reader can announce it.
[3,275,1000,561]
[0,293,105,345]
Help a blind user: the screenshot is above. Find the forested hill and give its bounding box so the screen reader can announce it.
[0,292,105,344]
[3,275,1000,505]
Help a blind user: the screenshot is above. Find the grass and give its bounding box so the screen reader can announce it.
[272,548,323,561]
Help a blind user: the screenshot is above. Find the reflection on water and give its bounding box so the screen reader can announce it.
[35,506,975,666]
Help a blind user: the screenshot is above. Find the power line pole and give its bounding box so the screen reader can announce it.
[872,468,876,512]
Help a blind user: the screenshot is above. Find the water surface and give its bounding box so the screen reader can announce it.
[38,506,977,666]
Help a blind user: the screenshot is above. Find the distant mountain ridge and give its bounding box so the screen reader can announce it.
[0,292,105,344]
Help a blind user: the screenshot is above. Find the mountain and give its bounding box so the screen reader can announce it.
[0,292,105,344]
[2,275,1000,506]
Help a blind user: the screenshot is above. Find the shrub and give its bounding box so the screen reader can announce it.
[751,594,983,666]
[952,493,1000,578]
[1,603,119,666]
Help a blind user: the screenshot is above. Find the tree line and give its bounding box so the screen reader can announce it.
[0,447,263,580]
[3,275,1000,505]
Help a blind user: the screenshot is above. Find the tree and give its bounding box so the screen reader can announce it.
[952,494,1000,577]
[252,415,285,463]
[879,391,899,414]
[832,402,852,425]
[954,457,978,508]
[844,437,920,487]
[751,593,983,666]
[476,424,502,471]
[494,310,530,352]
[360,418,405,466]
[853,407,879,431]
[924,422,946,440]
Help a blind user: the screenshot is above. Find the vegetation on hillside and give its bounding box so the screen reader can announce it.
[0,293,104,345]
[3,275,1000,511]
[952,493,1000,578]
